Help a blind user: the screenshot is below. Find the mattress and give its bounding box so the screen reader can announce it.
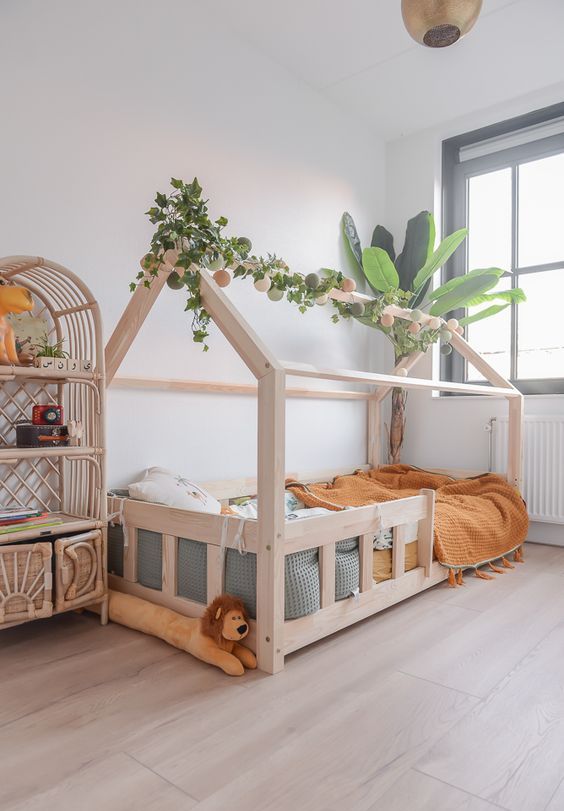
[373,540,418,583]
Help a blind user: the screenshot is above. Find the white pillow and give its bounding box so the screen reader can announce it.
[128,467,221,514]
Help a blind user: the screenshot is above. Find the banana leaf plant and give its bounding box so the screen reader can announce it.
[341,211,525,464]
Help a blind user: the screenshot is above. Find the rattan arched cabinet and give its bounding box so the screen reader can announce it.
[0,256,107,628]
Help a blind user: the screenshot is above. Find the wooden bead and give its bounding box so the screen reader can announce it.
[396,367,408,377]
[254,276,271,293]
[213,269,231,288]
[164,248,179,267]
[456,325,464,335]
[446,318,459,331]
[140,253,159,272]
[380,313,394,327]
[315,293,329,306]
[408,322,421,334]
[341,278,356,293]
[429,317,441,330]
[410,309,423,322]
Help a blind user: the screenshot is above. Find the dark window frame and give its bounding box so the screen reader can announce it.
[442,103,564,395]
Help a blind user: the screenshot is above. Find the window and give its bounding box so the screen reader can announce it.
[442,104,564,394]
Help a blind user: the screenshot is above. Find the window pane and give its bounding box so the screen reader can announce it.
[519,153,564,267]
[517,269,564,379]
[466,277,511,381]
[468,168,512,271]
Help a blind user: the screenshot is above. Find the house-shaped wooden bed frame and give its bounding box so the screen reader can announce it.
[105,266,524,673]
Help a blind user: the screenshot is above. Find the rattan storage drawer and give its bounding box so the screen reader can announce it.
[0,541,53,627]
[54,530,104,611]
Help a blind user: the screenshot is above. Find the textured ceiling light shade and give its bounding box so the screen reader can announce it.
[401,0,483,47]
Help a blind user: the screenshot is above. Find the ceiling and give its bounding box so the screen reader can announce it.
[214,0,564,140]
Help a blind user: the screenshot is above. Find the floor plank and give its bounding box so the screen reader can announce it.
[371,769,500,811]
[191,673,477,811]
[1,544,563,811]
[400,571,564,697]
[4,752,195,811]
[417,621,564,811]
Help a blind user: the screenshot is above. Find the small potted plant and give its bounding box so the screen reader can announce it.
[34,336,69,371]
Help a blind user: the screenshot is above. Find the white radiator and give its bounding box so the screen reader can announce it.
[492,416,564,523]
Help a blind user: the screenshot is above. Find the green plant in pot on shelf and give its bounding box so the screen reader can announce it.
[340,211,525,462]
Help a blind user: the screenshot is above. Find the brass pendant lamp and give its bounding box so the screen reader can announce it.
[401,0,483,48]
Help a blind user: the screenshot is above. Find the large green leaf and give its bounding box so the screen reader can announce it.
[362,247,400,292]
[429,273,500,316]
[412,228,468,293]
[466,287,526,306]
[342,212,363,273]
[395,211,435,291]
[459,303,511,326]
[371,225,395,262]
[429,267,504,301]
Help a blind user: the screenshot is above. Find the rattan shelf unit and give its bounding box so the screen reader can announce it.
[0,256,107,628]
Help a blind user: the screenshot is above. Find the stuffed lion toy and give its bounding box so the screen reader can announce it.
[108,590,257,676]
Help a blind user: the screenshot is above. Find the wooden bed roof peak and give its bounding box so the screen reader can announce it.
[105,264,523,489]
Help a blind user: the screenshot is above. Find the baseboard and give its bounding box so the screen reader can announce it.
[527,520,564,547]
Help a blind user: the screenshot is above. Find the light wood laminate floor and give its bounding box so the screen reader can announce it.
[2,543,564,811]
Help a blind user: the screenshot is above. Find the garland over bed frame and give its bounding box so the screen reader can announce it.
[104,267,524,673]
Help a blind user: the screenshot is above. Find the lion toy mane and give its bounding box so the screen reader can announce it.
[108,590,257,676]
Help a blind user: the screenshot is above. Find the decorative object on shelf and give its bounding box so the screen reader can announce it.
[341,210,525,462]
[67,419,84,447]
[16,422,69,447]
[34,335,68,370]
[7,313,49,365]
[401,0,483,48]
[108,590,257,676]
[0,285,34,365]
[32,404,64,425]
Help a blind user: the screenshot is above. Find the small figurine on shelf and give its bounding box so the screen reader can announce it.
[0,285,34,365]
[67,420,84,447]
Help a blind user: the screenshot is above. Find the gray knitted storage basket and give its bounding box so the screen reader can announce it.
[177,538,208,604]
[335,538,360,600]
[224,548,321,620]
[107,522,124,577]
[137,529,163,590]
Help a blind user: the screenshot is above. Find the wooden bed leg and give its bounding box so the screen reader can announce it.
[417,488,435,578]
[256,369,286,675]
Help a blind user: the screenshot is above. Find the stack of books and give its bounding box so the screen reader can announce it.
[0,507,64,536]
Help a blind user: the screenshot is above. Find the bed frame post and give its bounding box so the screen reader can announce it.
[507,394,524,490]
[367,400,381,469]
[257,368,286,674]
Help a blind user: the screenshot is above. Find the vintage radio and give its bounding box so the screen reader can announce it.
[32,404,64,425]
[16,422,69,448]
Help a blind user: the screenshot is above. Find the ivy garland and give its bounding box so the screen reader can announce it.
[132,177,443,355]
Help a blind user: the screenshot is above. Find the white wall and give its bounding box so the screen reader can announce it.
[0,0,385,486]
[385,83,564,544]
